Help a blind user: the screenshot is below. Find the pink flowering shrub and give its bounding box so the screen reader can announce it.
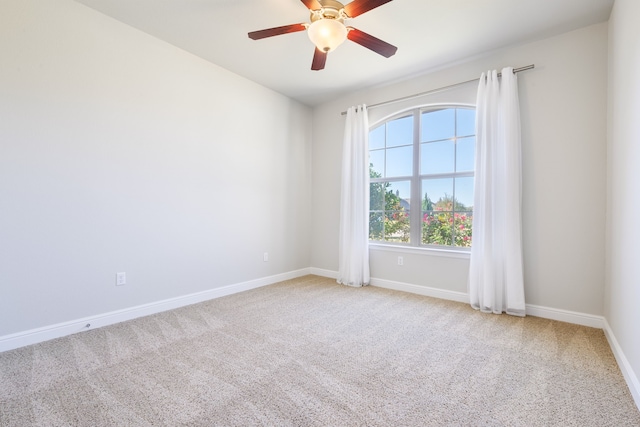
[422,212,472,247]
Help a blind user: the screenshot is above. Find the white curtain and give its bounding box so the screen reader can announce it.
[338,105,370,287]
[469,68,526,316]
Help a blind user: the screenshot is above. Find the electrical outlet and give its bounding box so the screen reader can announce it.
[263,252,269,262]
[116,272,126,286]
[398,256,404,266]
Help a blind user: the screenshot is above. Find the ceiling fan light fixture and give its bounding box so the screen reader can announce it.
[307,18,347,53]
[248,0,397,70]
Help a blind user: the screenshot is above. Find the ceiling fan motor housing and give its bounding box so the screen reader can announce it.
[310,0,347,22]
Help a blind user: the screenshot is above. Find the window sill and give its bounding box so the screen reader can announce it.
[368,243,471,259]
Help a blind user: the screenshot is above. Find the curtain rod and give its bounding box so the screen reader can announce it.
[340,64,535,116]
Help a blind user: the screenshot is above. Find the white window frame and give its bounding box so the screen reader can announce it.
[368,104,475,251]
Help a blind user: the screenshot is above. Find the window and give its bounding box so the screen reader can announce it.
[369,106,475,248]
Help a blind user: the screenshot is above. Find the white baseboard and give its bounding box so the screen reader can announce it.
[370,277,469,304]
[0,268,311,353]
[603,318,640,410]
[524,304,604,329]
[310,269,605,328]
[309,269,469,304]
[311,268,468,303]
[309,267,338,279]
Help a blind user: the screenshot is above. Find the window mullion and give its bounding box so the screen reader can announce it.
[451,109,458,244]
[410,110,421,246]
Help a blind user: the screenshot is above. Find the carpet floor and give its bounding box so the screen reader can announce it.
[1,275,638,426]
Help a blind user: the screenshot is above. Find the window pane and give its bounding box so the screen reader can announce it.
[421,140,454,174]
[386,115,413,147]
[453,212,473,247]
[369,181,411,212]
[456,137,475,172]
[369,180,411,243]
[385,181,410,244]
[387,181,411,203]
[456,108,475,137]
[386,146,412,177]
[422,108,455,142]
[369,150,384,178]
[422,212,453,246]
[422,178,454,211]
[369,124,385,150]
[369,212,384,241]
[369,182,386,211]
[384,211,410,243]
[455,177,474,209]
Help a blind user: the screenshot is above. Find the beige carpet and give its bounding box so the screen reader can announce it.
[1,275,638,426]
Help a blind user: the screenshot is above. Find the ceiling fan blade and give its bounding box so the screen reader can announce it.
[347,27,397,57]
[344,0,393,18]
[311,48,327,70]
[300,0,322,10]
[248,23,307,40]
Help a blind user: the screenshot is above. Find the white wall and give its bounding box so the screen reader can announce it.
[606,0,640,404]
[311,23,609,316]
[0,0,312,337]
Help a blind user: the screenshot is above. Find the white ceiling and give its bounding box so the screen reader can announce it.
[73,0,614,106]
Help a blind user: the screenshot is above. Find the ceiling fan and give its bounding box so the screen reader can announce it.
[248,0,397,71]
